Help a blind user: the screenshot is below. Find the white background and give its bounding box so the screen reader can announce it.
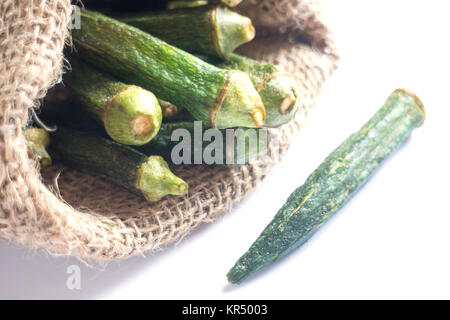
[1,0,449,299]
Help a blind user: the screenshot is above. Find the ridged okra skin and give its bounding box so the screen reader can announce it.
[24,128,52,168]
[121,5,255,59]
[138,121,268,167]
[65,63,162,146]
[227,89,426,284]
[216,54,300,128]
[49,127,188,202]
[72,10,265,129]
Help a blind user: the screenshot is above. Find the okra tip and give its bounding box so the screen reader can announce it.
[105,86,162,146]
[212,71,266,129]
[227,244,273,284]
[215,6,256,57]
[136,156,188,202]
[226,260,255,285]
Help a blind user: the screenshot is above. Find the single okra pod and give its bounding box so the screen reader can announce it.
[166,1,208,9]
[121,5,255,59]
[215,54,301,128]
[137,121,268,167]
[227,89,426,284]
[72,10,265,129]
[65,62,162,146]
[50,127,188,202]
[24,128,52,168]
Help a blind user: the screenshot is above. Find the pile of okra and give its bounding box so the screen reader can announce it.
[27,0,301,203]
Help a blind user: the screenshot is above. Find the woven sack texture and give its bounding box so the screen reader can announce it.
[0,0,339,261]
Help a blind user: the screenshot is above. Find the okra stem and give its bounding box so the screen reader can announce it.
[73,10,265,129]
[66,63,162,146]
[158,99,180,118]
[50,127,188,202]
[24,128,52,168]
[215,54,301,128]
[121,5,255,59]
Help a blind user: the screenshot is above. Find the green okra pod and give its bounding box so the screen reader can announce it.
[25,128,52,168]
[227,89,426,284]
[50,127,188,202]
[121,5,255,59]
[72,10,265,129]
[138,121,268,167]
[65,62,162,146]
[214,54,301,128]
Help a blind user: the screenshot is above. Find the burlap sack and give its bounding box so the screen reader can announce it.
[0,0,338,261]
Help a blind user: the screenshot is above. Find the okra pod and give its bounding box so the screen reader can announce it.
[24,128,52,168]
[72,10,265,129]
[138,121,268,167]
[215,54,300,127]
[50,127,188,202]
[65,63,162,146]
[227,89,426,284]
[121,5,255,59]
